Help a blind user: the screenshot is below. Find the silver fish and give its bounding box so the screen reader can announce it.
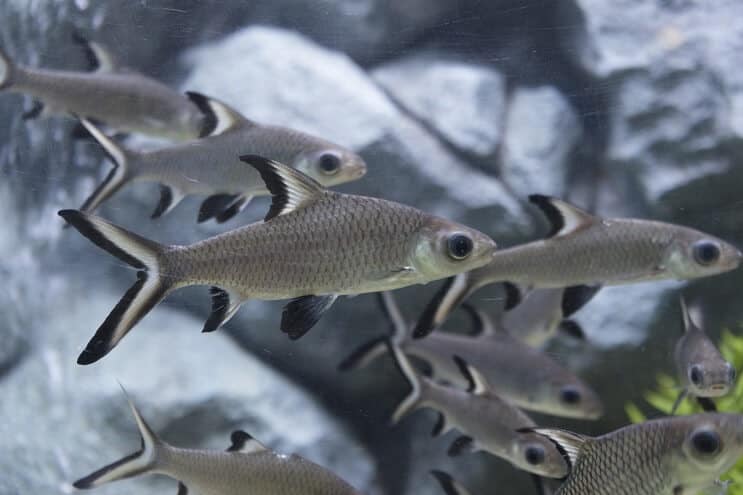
[341,292,603,419]
[501,286,600,347]
[430,471,475,495]
[530,413,743,495]
[672,297,735,414]
[77,93,366,222]
[73,391,362,495]
[0,34,205,140]
[60,157,497,364]
[415,195,742,337]
[385,315,569,479]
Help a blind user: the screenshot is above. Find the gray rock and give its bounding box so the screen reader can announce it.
[560,0,743,211]
[373,52,507,157]
[0,284,379,495]
[500,86,582,199]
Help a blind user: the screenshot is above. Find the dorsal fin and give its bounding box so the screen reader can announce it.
[561,285,601,317]
[529,195,595,238]
[461,303,501,336]
[679,296,697,334]
[72,32,118,72]
[185,92,251,138]
[453,356,489,395]
[524,427,588,469]
[226,430,267,454]
[240,155,326,221]
[503,282,524,310]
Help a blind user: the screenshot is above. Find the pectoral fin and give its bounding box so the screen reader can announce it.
[281,294,338,340]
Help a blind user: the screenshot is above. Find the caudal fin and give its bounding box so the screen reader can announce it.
[58,210,171,364]
[73,389,162,489]
[77,119,134,215]
[414,273,478,339]
[0,46,15,90]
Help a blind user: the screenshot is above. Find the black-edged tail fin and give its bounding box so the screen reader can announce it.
[387,341,425,425]
[77,119,134,216]
[414,273,479,339]
[72,388,162,489]
[430,470,474,495]
[58,210,171,365]
[0,45,15,90]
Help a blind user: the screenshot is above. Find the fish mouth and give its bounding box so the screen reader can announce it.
[706,384,730,395]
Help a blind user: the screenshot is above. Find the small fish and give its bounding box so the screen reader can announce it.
[341,292,603,419]
[60,157,497,364]
[77,93,367,222]
[385,321,569,479]
[430,471,475,495]
[501,286,600,347]
[672,297,735,414]
[0,34,205,140]
[415,195,742,337]
[73,390,362,494]
[528,413,743,495]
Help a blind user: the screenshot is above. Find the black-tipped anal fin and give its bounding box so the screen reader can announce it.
[697,397,717,412]
[203,287,230,333]
[562,285,601,317]
[413,276,457,339]
[281,295,337,340]
[198,194,238,223]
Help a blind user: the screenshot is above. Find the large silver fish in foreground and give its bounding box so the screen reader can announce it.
[415,195,742,337]
[672,297,735,414]
[77,94,367,223]
[73,392,362,494]
[60,157,497,364]
[0,34,205,140]
[528,413,743,495]
[341,293,603,419]
[385,323,569,479]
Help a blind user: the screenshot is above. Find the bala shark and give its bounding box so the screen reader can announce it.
[341,292,603,419]
[77,92,366,223]
[60,157,496,364]
[73,391,362,495]
[415,195,742,337]
[0,34,206,141]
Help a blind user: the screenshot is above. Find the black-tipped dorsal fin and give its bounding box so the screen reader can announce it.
[241,155,326,221]
[679,296,696,334]
[151,185,184,219]
[527,428,587,469]
[529,195,595,238]
[561,285,601,317]
[227,430,267,454]
[430,470,472,495]
[72,32,118,72]
[185,91,249,138]
[503,282,524,311]
[453,356,489,395]
[461,303,501,336]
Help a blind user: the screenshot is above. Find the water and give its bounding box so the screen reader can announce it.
[1,1,743,494]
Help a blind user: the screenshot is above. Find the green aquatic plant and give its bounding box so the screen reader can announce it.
[625,329,743,492]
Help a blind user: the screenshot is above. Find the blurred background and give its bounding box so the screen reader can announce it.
[1,0,742,494]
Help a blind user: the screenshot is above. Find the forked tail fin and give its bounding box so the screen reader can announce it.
[58,210,172,364]
[73,389,163,489]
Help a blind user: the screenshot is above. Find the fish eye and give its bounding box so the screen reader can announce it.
[689,365,703,386]
[692,241,721,266]
[691,428,721,456]
[317,153,341,175]
[447,234,474,260]
[560,386,582,405]
[525,445,545,465]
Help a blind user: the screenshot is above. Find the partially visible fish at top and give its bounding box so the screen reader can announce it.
[0,33,205,141]
[340,292,603,420]
[414,194,742,337]
[528,413,743,495]
[672,297,736,414]
[60,157,497,365]
[76,93,366,223]
[73,389,363,495]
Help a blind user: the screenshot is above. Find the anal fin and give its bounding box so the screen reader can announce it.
[697,397,717,412]
[176,482,188,495]
[281,294,338,340]
[202,287,244,333]
[198,194,238,223]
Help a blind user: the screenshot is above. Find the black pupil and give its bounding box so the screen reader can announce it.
[448,235,473,259]
[694,242,720,265]
[561,387,581,404]
[692,430,720,455]
[319,154,340,172]
[525,446,545,465]
[690,366,703,386]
